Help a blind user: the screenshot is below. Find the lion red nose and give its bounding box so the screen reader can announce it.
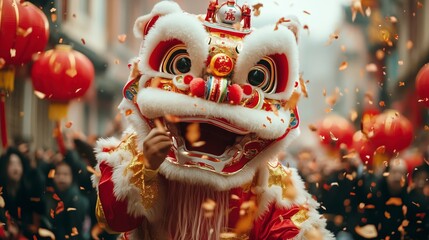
[189,76,243,105]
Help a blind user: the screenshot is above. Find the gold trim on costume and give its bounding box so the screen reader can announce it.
[267,163,297,200]
[95,196,120,234]
[291,208,309,229]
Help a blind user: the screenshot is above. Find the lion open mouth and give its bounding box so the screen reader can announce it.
[165,117,249,159]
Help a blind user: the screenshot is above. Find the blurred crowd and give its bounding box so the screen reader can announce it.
[0,124,428,240]
[0,130,119,240]
[294,139,429,240]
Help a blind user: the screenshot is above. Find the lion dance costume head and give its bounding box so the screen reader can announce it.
[93,1,334,239]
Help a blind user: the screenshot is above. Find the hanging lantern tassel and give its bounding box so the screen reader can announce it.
[0,93,8,148]
[0,68,16,92]
[54,121,66,155]
[48,102,69,121]
[49,102,68,155]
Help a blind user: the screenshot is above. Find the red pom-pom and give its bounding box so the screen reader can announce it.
[228,84,243,104]
[184,75,193,85]
[190,78,206,97]
[242,84,253,96]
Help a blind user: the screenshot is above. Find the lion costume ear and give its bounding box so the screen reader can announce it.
[133,1,182,39]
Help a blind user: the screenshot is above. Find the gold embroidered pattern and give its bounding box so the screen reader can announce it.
[267,163,297,200]
[121,133,159,209]
[291,208,309,228]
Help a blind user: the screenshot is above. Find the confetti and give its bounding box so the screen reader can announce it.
[366,63,378,72]
[329,132,338,141]
[340,45,347,52]
[417,1,423,8]
[0,196,4,208]
[186,122,201,144]
[71,227,79,236]
[65,121,73,128]
[350,110,358,122]
[389,16,398,23]
[51,13,57,22]
[274,17,291,31]
[201,198,216,218]
[303,25,310,35]
[191,141,206,147]
[299,74,309,98]
[81,38,86,45]
[38,228,56,239]
[283,91,301,110]
[339,61,348,71]
[351,0,364,22]
[117,34,127,43]
[398,82,405,87]
[48,169,55,179]
[406,40,413,50]
[365,7,371,17]
[10,49,16,57]
[34,90,46,99]
[379,101,385,107]
[303,10,311,15]
[308,124,318,132]
[326,31,340,45]
[252,3,263,16]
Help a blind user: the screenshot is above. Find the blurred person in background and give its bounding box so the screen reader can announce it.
[0,147,45,239]
[318,146,359,240]
[296,148,323,200]
[376,158,409,239]
[45,160,89,240]
[405,163,429,239]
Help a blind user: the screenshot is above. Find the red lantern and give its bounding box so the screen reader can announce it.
[416,63,429,107]
[0,0,49,148]
[31,45,94,153]
[369,110,414,154]
[317,114,356,150]
[352,130,375,165]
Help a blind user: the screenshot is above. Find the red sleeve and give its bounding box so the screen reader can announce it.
[98,161,144,232]
[250,203,301,240]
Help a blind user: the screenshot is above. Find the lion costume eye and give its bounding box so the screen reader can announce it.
[160,44,192,75]
[247,57,277,94]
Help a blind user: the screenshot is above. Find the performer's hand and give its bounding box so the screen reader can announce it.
[143,128,172,170]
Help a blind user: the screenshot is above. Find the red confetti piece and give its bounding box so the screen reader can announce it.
[81,38,86,45]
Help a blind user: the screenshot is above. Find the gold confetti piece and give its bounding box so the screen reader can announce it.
[51,13,57,22]
[186,122,201,143]
[81,38,86,45]
[274,17,291,31]
[303,10,311,15]
[34,90,46,99]
[339,61,348,71]
[86,166,101,178]
[252,3,263,16]
[407,40,413,50]
[270,104,279,116]
[399,82,405,87]
[375,145,386,154]
[366,63,378,72]
[398,60,404,65]
[114,59,120,64]
[0,58,5,69]
[117,34,127,43]
[266,116,272,123]
[16,27,33,37]
[283,91,301,110]
[389,16,398,23]
[365,7,371,17]
[48,169,55,179]
[343,152,357,159]
[379,101,385,107]
[50,209,55,218]
[340,45,347,52]
[308,124,318,132]
[50,8,56,12]
[0,196,4,208]
[417,1,423,8]
[201,198,216,218]
[191,141,206,147]
[71,227,79,236]
[322,88,327,97]
[10,49,16,57]
[424,125,429,131]
[59,38,63,44]
[299,74,309,98]
[67,208,77,211]
[351,0,364,22]
[330,132,338,141]
[231,194,240,200]
[350,110,358,122]
[39,228,56,239]
[331,182,339,186]
[65,121,73,128]
[30,197,41,202]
